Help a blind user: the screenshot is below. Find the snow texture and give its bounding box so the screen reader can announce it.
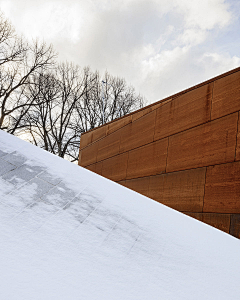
[0,129,239,300]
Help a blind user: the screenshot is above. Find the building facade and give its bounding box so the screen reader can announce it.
[79,67,240,238]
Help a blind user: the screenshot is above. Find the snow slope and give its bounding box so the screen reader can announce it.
[0,129,239,300]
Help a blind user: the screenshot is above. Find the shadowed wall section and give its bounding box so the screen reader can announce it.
[79,67,240,239]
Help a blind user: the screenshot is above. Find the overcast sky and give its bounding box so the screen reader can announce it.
[1,0,240,104]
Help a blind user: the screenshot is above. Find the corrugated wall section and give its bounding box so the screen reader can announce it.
[79,67,240,238]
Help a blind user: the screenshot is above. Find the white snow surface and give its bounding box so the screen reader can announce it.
[0,130,240,300]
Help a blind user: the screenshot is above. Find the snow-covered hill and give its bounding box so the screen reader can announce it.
[0,130,239,300]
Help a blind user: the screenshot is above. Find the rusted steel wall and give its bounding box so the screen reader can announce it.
[79,67,240,238]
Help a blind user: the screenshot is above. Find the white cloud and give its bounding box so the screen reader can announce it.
[176,0,231,29]
[198,52,240,76]
[176,28,207,47]
[142,46,190,73]
[0,0,89,42]
[0,0,238,103]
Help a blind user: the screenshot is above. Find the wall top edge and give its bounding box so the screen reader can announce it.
[81,66,240,136]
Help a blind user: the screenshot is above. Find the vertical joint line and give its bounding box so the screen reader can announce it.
[202,167,208,213]
[125,151,130,181]
[210,81,214,121]
[153,108,158,141]
[234,111,239,161]
[229,214,232,234]
[165,137,170,173]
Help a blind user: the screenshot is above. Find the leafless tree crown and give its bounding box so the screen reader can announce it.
[0,11,145,162]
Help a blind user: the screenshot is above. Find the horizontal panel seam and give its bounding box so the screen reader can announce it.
[81,67,240,135]
[154,110,239,142]
[81,110,239,156]
[110,160,240,181]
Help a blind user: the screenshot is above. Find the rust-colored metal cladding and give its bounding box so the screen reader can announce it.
[166,113,238,172]
[126,138,168,179]
[154,83,212,141]
[85,163,96,173]
[95,161,103,175]
[80,141,99,167]
[101,152,128,181]
[78,150,82,166]
[148,168,206,212]
[204,161,240,214]
[119,110,156,153]
[107,115,132,136]
[202,213,231,234]
[230,214,240,238]
[85,162,103,176]
[234,112,240,161]
[80,131,92,149]
[202,213,230,233]
[97,130,120,162]
[120,177,150,198]
[131,106,152,122]
[184,212,231,234]
[211,71,240,120]
[91,125,107,144]
[184,212,203,222]
[78,67,240,238]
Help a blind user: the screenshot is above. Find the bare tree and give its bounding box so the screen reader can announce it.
[0,11,144,162]
[21,63,90,161]
[22,64,144,162]
[75,70,144,131]
[0,13,56,133]
[0,12,26,67]
[101,71,144,121]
